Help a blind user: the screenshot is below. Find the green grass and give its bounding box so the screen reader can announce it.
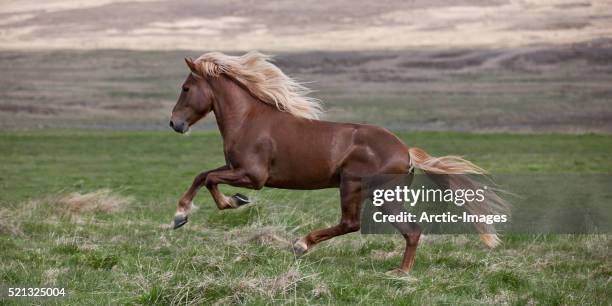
[0,130,611,305]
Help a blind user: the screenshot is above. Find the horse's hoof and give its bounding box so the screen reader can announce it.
[291,239,308,257]
[173,215,188,229]
[231,193,251,206]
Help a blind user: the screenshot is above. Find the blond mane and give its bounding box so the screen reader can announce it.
[192,51,323,119]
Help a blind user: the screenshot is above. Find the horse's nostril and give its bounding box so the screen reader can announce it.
[169,120,174,128]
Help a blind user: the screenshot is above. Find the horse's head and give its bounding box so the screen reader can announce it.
[169,58,215,134]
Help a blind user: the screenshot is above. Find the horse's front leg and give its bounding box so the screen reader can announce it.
[174,166,265,228]
[173,165,229,229]
[204,168,264,210]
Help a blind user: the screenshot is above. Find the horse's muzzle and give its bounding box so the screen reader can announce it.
[169,120,187,134]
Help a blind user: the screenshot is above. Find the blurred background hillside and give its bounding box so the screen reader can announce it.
[1,0,611,132]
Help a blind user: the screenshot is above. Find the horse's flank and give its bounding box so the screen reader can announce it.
[192,51,323,119]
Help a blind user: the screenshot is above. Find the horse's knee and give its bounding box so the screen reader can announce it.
[204,177,214,189]
[194,172,209,184]
[341,220,360,233]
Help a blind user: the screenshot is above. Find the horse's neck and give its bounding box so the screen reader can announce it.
[209,76,267,141]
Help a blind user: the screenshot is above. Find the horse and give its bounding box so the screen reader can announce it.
[169,51,507,274]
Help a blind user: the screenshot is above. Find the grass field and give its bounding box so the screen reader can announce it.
[0,130,611,305]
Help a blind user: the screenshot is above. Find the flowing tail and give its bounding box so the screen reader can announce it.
[408,147,509,248]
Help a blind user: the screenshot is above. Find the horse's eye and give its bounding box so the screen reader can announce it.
[182,87,189,92]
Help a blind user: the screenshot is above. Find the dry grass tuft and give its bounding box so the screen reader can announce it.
[371,250,402,260]
[57,189,132,214]
[246,226,292,249]
[0,207,23,236]
[236,266,309,299]
[43,268,68,286]
[0,189,133,232]
[311,282,331,299]
[0,200,41,236]
[270,267,303,293]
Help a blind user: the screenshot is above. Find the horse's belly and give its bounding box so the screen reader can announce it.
[264,177,339,190]
[261,120,356,189]
[264,161,340,190]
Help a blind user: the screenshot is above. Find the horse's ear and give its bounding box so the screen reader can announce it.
[184,57,199,75]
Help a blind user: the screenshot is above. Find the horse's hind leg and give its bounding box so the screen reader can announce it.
[379,199,422,274]
[400,230,421,273]
[293,178,361,255]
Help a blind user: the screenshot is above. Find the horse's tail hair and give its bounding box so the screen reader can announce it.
[408,147,509,248]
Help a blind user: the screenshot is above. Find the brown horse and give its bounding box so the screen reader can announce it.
[169,51,506,274]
